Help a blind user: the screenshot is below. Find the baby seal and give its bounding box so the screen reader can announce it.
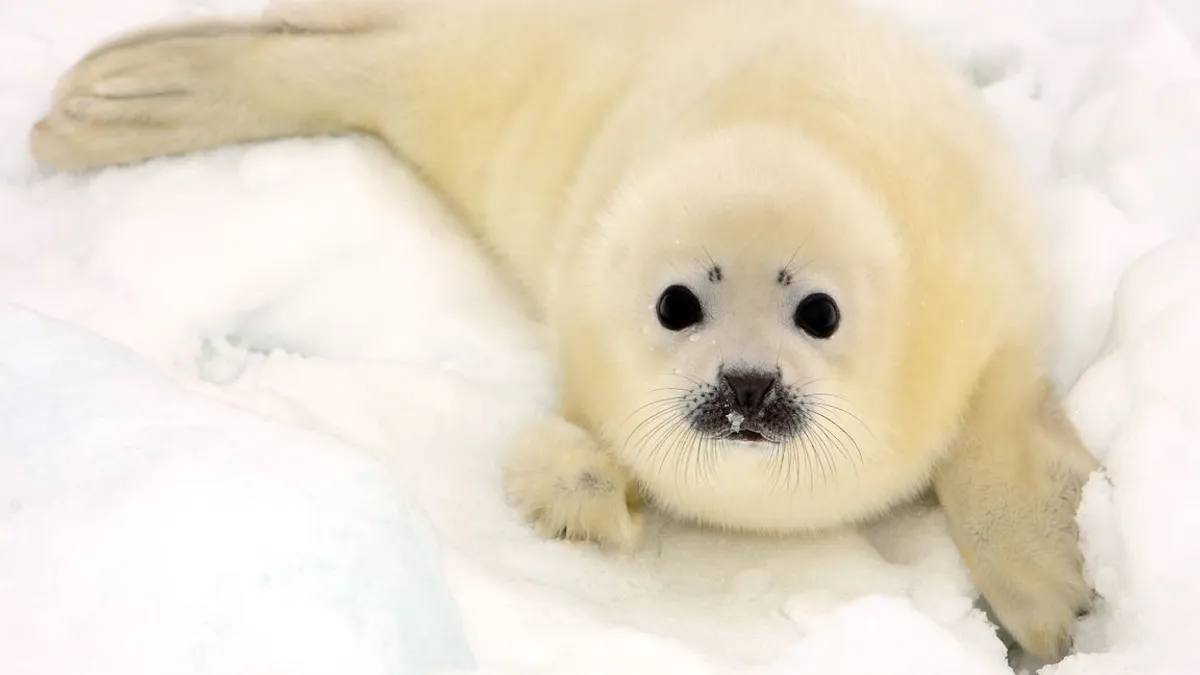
[29,0,1101,660]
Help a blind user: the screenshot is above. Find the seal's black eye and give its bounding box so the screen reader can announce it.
[656,285,703,331]
[794,293,840,338]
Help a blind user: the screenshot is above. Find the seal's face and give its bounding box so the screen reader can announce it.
[583,132,909,528]
[649,273,842,446]
[619,217,879,471]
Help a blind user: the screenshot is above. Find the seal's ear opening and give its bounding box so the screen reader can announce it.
[931,347,1100,664]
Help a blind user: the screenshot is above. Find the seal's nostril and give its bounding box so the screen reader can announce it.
[722,371,777,411]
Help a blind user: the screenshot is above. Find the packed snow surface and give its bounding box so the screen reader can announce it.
[2,0,1200,673]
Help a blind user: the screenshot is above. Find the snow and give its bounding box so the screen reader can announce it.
[1,0,1199,674]
[0,305,476,675]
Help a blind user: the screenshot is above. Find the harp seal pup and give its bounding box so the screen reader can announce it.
[29,0,1101,660]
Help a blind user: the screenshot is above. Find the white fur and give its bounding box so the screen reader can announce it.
[29,0,1102,661]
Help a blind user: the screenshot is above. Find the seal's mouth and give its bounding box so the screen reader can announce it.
[726,429,769,443]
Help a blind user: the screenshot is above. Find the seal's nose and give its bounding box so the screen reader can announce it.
[722,370,778,412]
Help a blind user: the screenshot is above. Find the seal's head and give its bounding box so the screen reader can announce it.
[572,128,913,532]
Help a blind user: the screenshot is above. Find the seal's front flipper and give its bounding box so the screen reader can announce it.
[501,416,646,552]
[933,346,1100,662]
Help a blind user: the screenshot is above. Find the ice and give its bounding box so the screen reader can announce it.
[3,0,1200,673]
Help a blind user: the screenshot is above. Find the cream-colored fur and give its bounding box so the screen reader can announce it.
[30,0,1101,661]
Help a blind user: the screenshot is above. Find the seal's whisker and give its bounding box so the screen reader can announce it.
[802,397,873,435]
[799,427,817,493]
[806,417,834,487]
[634,408,689,478]
[622,409,687,456]
[805,413,848,484]
[765,440,790,493]
[805,398,870,446]
[808,406,865,468]
[700,432,720,486]
[668,372,708,388]
[628,406,687,459]
[621,396,687,432]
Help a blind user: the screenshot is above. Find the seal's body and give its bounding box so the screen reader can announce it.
[31,0,1100,660]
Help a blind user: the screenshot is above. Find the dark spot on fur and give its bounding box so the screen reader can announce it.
[777,269,793,286]
[708,265,723,283]
[577,471,613,492]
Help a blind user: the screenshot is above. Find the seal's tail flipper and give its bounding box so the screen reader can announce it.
[29,0,637,234]
[28,3,413,172]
